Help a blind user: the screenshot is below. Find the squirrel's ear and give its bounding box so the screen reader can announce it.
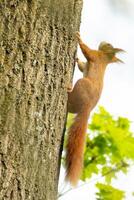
[113,48,125,53]
[110,48,125,64]
[110,56,124,64]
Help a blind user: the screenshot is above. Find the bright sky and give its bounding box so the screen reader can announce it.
[59,0,134,199]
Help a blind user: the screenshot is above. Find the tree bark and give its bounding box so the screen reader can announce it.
[0,0,83,200]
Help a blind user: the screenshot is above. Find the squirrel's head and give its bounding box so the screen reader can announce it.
[98,41,124,64]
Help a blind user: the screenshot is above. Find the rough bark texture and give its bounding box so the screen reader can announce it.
[0,0,83,200]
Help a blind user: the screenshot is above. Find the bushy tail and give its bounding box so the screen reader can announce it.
[65,108,90,186]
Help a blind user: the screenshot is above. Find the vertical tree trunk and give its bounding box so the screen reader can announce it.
[0,0,82,199]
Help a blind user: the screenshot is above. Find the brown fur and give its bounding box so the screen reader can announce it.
[65,109,90,186]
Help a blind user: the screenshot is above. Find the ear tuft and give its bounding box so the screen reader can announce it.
[111,56,124,64]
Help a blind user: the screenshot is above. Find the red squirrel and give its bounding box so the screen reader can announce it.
[65,32,124,186]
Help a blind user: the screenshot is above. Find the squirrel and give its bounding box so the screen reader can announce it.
[65,32,124,186]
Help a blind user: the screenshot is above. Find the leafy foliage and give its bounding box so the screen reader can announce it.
[62,107,134,199]
[96,183,125,200]
[82,107,134,184]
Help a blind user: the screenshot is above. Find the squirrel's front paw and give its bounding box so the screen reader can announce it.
[76,32,81,40]
[75,57,79,63]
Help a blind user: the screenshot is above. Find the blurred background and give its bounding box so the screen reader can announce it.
[59,0,134,199]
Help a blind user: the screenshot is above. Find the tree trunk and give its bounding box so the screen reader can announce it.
[0,0,82,200]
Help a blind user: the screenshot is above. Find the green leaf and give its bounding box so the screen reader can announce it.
[96,183,125,200]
